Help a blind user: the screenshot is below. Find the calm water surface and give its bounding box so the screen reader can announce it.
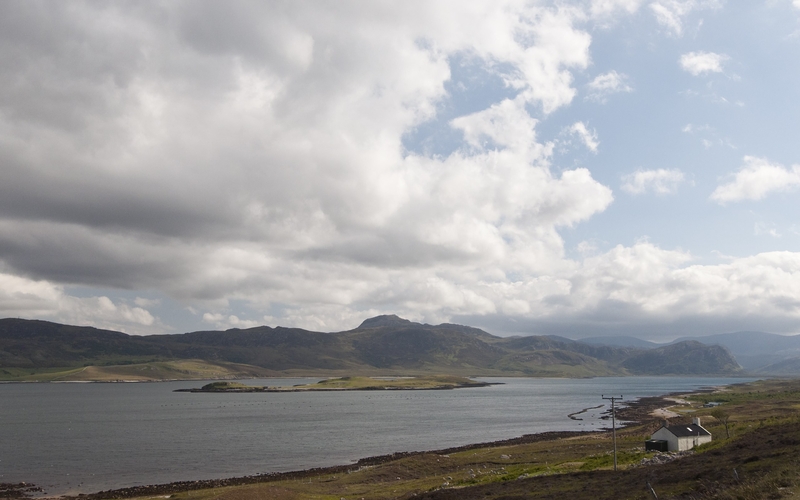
[0,376,752,496]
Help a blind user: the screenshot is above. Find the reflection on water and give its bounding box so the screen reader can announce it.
[0,376,752,496]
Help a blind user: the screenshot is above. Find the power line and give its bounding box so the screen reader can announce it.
[602,394,623,471]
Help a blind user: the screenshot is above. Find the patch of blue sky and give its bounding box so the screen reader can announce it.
[550,3,800,262]
[401,54,518,158]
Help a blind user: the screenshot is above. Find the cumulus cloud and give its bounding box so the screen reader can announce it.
[586,70,633,102]
[0,1,613,333]
[711,156,800,203]
[650,0,722,36]
[621,169,686,195]
[1,1,796,339]
[680,51,729,75]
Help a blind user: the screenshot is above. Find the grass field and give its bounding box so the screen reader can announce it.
[63,377,800,500]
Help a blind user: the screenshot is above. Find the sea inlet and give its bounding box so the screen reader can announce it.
[0,376,752,496]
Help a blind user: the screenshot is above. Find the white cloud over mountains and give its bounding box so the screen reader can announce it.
[1,1,799,339]
[0,272,158,333]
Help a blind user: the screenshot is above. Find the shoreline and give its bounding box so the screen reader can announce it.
[174,382,498,393]
[55,432,592,500]
[45,390,692,500]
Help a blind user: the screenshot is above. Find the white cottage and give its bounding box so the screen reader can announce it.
[649,417,712,452]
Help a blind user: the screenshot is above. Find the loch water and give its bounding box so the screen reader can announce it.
[0,376,752,496]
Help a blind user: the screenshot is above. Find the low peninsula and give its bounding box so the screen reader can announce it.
[175,375,494,393]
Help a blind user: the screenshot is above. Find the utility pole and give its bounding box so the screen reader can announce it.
[602,395,623,471]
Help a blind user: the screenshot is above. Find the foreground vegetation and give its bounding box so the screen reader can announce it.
[59,377,800,500]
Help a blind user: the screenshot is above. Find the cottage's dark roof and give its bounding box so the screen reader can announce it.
[664,424,711,438]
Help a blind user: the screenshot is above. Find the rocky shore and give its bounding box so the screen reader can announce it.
[0,483,42,499]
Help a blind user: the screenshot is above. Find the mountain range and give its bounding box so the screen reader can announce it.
[0,315,742,380]
[583,331,800,375]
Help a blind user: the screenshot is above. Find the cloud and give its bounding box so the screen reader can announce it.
[134,297,161,308]
[711,156,800,203]
[586,70,633,102]
[650,0,722,36]
[682,123,711,133]
[568,121,600,152]
[202,313,261,330]
[451,97,540,154]
[590,0,644,18]
[458,243,800,338]
[499,7,592,113]
[2,2,797,340]
[0,2,612,333]
[0,272,160,334]
[621,169,686,195]
[682,123,736,149]
[571,244,800,331]
[754,222,782,239]
[679,51,729,75]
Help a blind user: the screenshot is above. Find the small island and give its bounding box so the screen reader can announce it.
[175,375,495,393]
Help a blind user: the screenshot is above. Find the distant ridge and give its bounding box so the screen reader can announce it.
[0,316,742,380]
[672,331,800,373]
[571,330,800,374]
[620,340,740,375]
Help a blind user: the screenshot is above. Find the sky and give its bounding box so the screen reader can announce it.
[1,1,800,340]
